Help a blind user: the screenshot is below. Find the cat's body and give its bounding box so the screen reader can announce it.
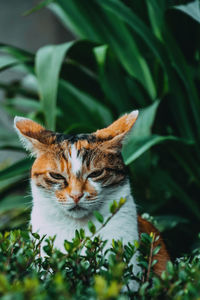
[14,111,169,288]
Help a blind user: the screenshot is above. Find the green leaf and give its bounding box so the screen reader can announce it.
[119,198,126,207]
[140,233,153,244]
[132,101,160,137]
[110,200,118,214]
[58,79,113,129]
[139,282,149,296]
[0,56,22,72]
[146,1,164,41]
[0,128,22,151]
[152,245,161,256]
[35,41,75,130]
[122,101,193,164]
[50,1,101,40]
[6,97,41,111]
[93,45,132,113]
[123,135,187,165]
[80,228,85,239]
[93,211,104,224]
[64,240,72,252]
[0,195,31,212]
[32,232,40,240]
[166,261,174,275]
[88,220,96,234]
[173,0,200,24]
[0,158,33,181]
[0,44,34,73]
[0,175,26,193]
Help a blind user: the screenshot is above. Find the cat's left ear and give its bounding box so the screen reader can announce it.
[14,116,56,156]
[94,110,138,149]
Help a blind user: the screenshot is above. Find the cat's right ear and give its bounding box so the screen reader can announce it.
[14,116,56,156]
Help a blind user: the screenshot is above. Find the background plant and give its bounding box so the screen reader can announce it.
[0,0,199,260]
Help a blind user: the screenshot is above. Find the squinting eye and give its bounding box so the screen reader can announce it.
[49,172,65,180]
[88,169,104,179]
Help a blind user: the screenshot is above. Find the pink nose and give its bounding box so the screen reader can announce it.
[70,193,83,204]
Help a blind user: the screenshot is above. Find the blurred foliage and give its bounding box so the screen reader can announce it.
[0,205,200,300]
[0,0,199,261]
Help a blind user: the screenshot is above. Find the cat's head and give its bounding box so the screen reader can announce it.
[14,111,138,219]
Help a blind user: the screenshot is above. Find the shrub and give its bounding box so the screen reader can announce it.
[0,225,200,299]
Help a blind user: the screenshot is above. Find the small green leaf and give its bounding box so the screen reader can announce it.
[119,197,126,207]
[153,245,161,256]
[151,259,158,267]
[88,220,96,234]
[75,229,80,240]
[64,240,72,252]
[93,211,104,223]
[141,233,153,244]
[31,233,40,240]
[80,228,85,239]
[134,240,139,249]
[139,281,149,296]
[167,261,174,275]
[110,200,118,214]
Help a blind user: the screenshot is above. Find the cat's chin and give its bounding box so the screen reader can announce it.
[63,206,91,219]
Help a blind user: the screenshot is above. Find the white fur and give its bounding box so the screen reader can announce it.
[126,110,138,125]
[69,145,82,175]
[31,178,140,290]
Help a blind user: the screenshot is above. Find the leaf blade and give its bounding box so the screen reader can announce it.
[35,41,75,130]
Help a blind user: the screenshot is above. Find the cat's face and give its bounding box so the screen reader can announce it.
[14,111,138,219]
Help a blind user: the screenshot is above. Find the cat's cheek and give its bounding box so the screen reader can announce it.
[55,190,67,203]
[87,178,101,196]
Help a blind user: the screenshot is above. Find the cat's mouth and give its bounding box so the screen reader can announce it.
[68,205,87,212]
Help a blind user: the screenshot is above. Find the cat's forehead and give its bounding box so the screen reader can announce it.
[55,133,97,144]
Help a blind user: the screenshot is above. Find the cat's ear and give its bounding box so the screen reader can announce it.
[14,116,56,156]
[95,110,138,150]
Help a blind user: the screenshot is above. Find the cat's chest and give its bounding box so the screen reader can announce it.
[31,197,138,253]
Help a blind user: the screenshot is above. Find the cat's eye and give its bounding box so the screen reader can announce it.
[49,172,65,180]
[88,169,104,179]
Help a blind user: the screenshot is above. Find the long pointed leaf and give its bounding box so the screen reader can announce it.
[35,41,74,130]
[122,135,191,165]
[58,80,113,130]
[0,158,33,181]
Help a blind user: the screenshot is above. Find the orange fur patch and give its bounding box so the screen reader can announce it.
[15,119,45,136]
[95,111,138,140]
[138,215,170,276]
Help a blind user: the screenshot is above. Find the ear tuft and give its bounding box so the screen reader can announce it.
[95,110,139,141]
[14,116,55,156]
[14,116,45,137]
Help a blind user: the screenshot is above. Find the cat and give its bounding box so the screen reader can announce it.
[14,110,169,282]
